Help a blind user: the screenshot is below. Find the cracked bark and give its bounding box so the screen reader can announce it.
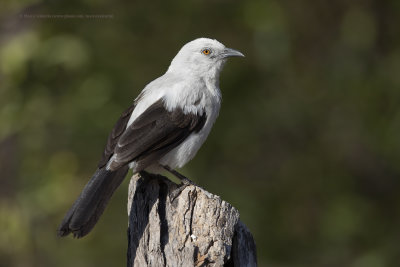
[127,172,257,267]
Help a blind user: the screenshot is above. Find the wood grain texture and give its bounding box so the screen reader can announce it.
[127,172,257,267]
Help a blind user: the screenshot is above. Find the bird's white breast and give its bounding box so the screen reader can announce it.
[127,72,221,171]
[159,85,221,169]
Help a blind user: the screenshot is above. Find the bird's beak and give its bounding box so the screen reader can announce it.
[221,48,245,58]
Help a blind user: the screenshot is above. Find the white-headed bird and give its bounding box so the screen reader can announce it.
[58,38,244,238]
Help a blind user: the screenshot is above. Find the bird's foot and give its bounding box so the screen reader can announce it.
[180,177,195,186]
[162,165,198,187]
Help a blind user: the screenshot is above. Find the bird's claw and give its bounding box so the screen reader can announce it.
[181,177,196,186]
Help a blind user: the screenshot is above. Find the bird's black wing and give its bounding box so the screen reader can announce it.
[104,98,207,171]
[98,102,137,168]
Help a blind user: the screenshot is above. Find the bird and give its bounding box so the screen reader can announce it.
[58,38,244,238]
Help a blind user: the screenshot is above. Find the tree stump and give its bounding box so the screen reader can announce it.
[127,172,257,267]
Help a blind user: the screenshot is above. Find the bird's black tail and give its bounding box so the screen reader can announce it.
[58,166,129,238]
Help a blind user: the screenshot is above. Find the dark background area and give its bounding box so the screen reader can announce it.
[1,1,400,266]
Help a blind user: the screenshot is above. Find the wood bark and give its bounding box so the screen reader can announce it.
[127,172,257,267]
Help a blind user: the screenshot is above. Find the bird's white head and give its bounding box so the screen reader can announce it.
[167,38,244,79]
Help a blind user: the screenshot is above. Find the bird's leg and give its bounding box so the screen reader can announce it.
[162,166,196,186]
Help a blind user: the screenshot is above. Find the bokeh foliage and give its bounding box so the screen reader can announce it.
[1,0,400,266]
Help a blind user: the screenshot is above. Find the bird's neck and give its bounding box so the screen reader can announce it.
[166,68,221,101]
[202,71,222,101]
[167,61,224,96]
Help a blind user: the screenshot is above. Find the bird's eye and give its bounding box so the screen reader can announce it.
[202,49,211,55]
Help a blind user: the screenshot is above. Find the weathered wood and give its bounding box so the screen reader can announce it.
[127,172,257,267]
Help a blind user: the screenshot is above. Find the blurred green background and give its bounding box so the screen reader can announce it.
[1,0,400,266]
